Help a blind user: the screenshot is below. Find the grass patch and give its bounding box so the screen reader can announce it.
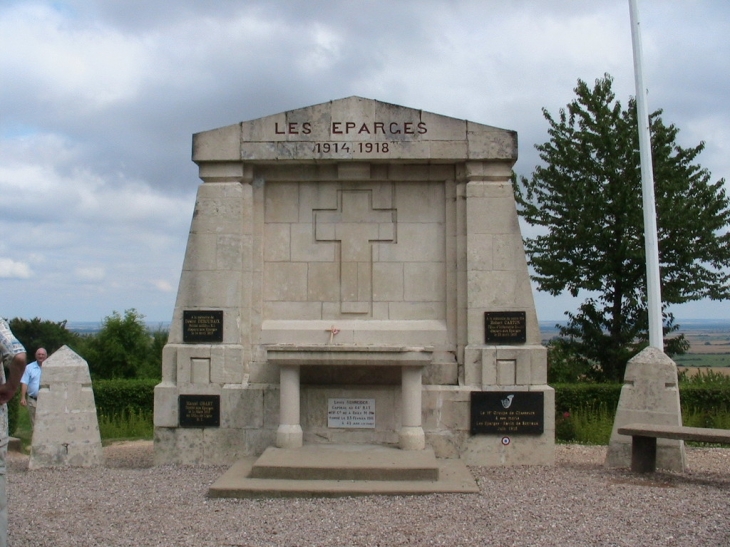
[556,403,730,445]
[683,406,730,429]
[12,406,33,449]
[556,404,614,445]
[13,406,153,452]
[98,408,154,442]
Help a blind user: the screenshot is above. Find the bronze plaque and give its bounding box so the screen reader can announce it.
[470,391,543,435]
[484,311,526,344]
[179,395,220,428]
[183,310,223,343]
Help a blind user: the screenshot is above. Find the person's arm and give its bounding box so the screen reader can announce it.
[20,381,28,406]
[0,352,27,404]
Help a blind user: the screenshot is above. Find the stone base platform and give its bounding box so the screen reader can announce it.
[208,444,478,498]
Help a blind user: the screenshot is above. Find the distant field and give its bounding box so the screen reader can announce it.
[674,354,730,368]
[678,366,730,377]
[540,320,730,369]
[676,324,730,371]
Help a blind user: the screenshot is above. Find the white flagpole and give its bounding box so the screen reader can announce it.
[629,0,663,349]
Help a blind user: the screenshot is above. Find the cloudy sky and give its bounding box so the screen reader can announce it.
[1,0,728,325]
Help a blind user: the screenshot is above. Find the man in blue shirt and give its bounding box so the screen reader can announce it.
[0,317,27,547]
[20,347,47,428]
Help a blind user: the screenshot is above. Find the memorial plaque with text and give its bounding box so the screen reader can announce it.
[484,311,526,344]
[470,391,543,435]
[327,398,376,428]
[183,310,223,343]
[179,395,220,428]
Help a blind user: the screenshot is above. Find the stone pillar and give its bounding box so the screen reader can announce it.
[460,160,554,466]
[277,365,303,448]
[399,366,425,450]
[154,160,252,465]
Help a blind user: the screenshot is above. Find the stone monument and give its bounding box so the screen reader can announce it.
[29,345,104,469]
[154,97,554,468]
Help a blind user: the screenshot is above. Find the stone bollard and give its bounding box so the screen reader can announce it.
[29,345,104,469]
[605,346,686,472]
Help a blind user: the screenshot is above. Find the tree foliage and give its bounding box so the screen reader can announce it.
[516,74,730,382]
[82,309,165,380]
[7,310,166,380]
[8,317,82,361]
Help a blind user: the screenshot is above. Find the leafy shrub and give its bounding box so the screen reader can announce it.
[553,383,622,413]
[680,385,730,410]
[555,411,576,442]
[552,383,730,443]
[9,317,83,361]
[7,390,19,438]
[679,369,730,386]
[83,309,166,380]
[93,378,157,417]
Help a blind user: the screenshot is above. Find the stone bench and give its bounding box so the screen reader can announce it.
[266,345,433,451]
[618,423,730,473]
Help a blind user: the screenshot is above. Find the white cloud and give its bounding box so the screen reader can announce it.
[0,3,151,113]
[75,267,106,282]
[0,258,32,279]
[152,280,175,293]
[0,0,728,323]
[0,132,192,229]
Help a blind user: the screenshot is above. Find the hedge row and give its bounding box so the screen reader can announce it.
[92,381,730,416]
[7,378,157,435]
[93,378,157,416]
[554,383,730,414]
[10,380,730,435]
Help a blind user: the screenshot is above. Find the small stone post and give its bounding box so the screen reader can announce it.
[29,346,104,469]
[605,346,686,471]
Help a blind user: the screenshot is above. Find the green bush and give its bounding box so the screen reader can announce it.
[93,378,157,417]
[9,317,83,361]
[83,309,165,380]
[553,383,622,413]
[553,383,730,414]
[679,385,730,410]
[555,411,576,442]
[7,390,19,438]
[552,383,730,443]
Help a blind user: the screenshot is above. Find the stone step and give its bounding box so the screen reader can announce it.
[209,444,479,499]
[250,444,439,481]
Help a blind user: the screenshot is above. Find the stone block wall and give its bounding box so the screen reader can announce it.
[154,97,553,466]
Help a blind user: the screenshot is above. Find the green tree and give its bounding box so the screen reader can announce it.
[515,74,730,382]
[8,317,82,360]
[84,309,163,379]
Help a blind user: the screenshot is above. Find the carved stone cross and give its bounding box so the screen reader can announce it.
[314,190,396,314]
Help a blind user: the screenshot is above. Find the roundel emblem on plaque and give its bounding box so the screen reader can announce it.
[501,436,511,446]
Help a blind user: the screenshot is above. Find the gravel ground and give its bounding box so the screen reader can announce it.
[6,442,730,546]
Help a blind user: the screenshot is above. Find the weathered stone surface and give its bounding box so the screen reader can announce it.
[156,97,551,468]
[29,346,104,469]
[605,347,686,471]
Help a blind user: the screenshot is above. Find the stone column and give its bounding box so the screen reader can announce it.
[277,365,303,448]
[399,366,425,450]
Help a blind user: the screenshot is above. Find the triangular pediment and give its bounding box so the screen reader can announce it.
[193,96,517,163]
